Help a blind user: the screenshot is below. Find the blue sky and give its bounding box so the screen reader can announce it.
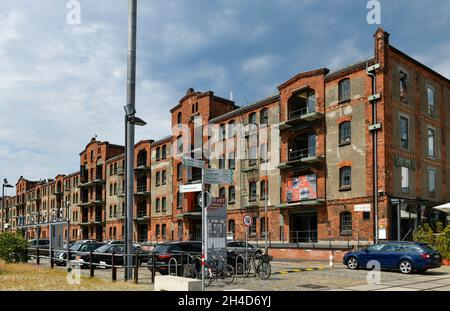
[0,0,449,190]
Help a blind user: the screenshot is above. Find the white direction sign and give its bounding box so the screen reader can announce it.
[243,214,253,227]
[204,169,233,185]
[179,183,202,193]
[182,157,205,169]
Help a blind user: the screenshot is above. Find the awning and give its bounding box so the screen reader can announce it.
[432,203,450,214]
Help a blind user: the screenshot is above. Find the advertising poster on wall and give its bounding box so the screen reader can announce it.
[286,174,317,203]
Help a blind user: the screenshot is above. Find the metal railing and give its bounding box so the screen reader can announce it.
[136,185,147,193]
[288,146,315,162]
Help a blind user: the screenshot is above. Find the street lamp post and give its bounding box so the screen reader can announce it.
[2,179,14,232]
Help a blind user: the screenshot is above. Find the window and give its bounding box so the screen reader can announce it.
[339,166,351,190]
[113,205,117,217]
[250,217,257,235]
[339,121,351,145]
[109,206,113,218]
[109,164,113,176]
[428,128,436,157]
[177,162,183,180]
[338,79,351,102]
[228,186,235,203]
[260,180,268,199]
[228,219,235,235]
[219,187,225,198]
[228,152,235,170]
[260,143,268,163]
[363,212,371,221]
[249,112,257,125]
[177,135,183,154]
[109,184,113,196]
[219,124,226,141]
[400,116,409,149]
[177,112,182,124]
[155,172,160,186]
[162,224,167,239]
[161,170,166,185]
[340,212,352,236]
[427,87,435,116]
[227,120,235,138]
[155,198,160,212]
[156,147,160,161]
[260,217,266,238]
[428,169,436,197]
[249,182,257,201]
[219,157,225,169]
[156,225,160,239]
[177,192,182,209]
[162,197,166,212]
[113,183,117,195]
[399,71,408,103]
[90,150,94,162]
[260,108,268,124]
[401,167,409,193]
[161,145,167,159]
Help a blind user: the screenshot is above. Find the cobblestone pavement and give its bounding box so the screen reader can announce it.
[31,259,450,291]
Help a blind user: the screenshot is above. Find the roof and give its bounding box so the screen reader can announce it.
[209,94,279,124]
[325,57,375,81]
[151,135,172,147]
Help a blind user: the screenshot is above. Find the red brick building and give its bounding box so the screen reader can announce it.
[2,29,449,252]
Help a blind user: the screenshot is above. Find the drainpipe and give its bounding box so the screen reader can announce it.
[367,63,379,243]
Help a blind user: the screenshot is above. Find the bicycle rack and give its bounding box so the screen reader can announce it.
[234,254,246,282]
[168,257,178,276]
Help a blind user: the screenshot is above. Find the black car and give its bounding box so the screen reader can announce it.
[90,244,149,267]
[29,239,50,249]
[55,240,104,266]
[147,241,202,275]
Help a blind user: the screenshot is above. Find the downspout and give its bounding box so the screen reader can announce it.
[367,63,378,243]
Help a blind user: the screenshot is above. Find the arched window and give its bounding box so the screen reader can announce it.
[249,112,257,124]
[340,212,352,236]
[155,147,160,161]
[227,120,235,138]
[177,162,183,180]
[339,121,351,144]
[228,219,235,235]
[228,186,235,203]
[338,78,351,102]
[339,166,352,190]
[288,89,315,120]
[260,217,266,238]
[177,112,182,124]
[155,224,160,239]
[260,108,268,124]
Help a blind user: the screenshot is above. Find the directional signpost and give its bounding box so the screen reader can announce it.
[179,183,202,194]
[204,169,233,185]
[243,214,252,263]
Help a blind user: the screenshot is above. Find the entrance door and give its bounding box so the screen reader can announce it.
[290,211,318,242]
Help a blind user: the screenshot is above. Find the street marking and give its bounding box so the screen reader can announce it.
[273,267,324,275]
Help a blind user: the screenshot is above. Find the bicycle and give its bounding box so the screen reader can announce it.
[204,255,235,287]
[236,252,272,280]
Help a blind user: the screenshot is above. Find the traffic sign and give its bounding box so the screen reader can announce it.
[204,169,233,184]
[243,214,252,227]
[182,157,205,169]
[179,183,202,193]
[198,191,211,208]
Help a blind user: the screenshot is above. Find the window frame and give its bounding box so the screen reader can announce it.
[339,121,352,145]
[399,114,409,149]
[339,166,352,191]
[427,127,436,158]
[338,78,351,103]
[340,211,353,236]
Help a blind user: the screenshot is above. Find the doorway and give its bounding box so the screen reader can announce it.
[290,211,318,242]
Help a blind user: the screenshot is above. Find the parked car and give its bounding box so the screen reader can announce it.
[105,240,142,249]
[343,242,442,274]
[147,241,202,275]
[226,241,262,256]
[90,244,149,267]
[29,239,50,249]
[55,240,104,266]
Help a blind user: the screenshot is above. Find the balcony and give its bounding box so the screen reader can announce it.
[134,184,150,196]
[280,89,323,130]
[135,161,151,171]
[135,209,148,221]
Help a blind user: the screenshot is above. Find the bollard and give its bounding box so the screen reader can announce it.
[50,250,54,269]
[151,252,156,284]
[111,252,116,282]
[89,251,94,277]
[329,250,334,269]
[36,246,40,265]
[134,252,139,284]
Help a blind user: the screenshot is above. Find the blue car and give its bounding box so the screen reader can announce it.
[343,242,442,274]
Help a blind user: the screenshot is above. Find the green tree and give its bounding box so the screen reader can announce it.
[0,232,29,263]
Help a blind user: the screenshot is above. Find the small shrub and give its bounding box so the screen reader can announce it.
[0,232,29,263]
[413,223,435,245]
[435,226,450,259]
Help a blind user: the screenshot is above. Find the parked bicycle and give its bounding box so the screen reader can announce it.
[234,252,272,280]
[183,255,235,287]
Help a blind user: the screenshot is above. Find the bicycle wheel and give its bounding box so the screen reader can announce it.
[257,262,271,280]
[223,264,235,285]
[204,267,214,287]
[183,264,195,278]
